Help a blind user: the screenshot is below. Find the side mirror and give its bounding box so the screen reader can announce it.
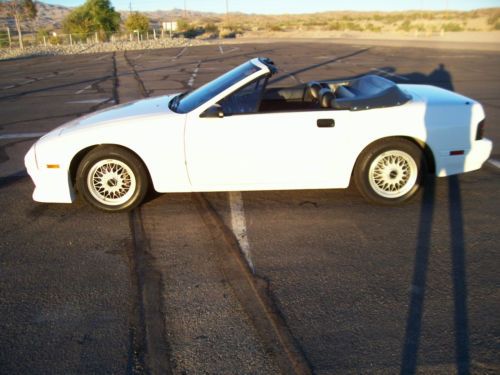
[201,104,224,118]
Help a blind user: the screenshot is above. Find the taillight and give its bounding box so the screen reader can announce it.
[476,119,485,140]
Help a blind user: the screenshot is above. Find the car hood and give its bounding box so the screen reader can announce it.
[52,95,177,136]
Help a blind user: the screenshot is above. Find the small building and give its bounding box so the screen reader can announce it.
[162,22,178,32]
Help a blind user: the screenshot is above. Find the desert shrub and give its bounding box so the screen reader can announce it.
[381,14,401,24]
[303,20,327,27]
[269,24,282,31]
[421,12,435,20]
[345,22,363,31]
[487,11,500,25]
[49,35,63,45]
[0,30,9,47]
[220,30,236,38]
[398,20,412,32]
[183,26,204,38]
[204,23,219,34]
[327,22,342,31]
[365,23,382,32]
[414,23,426,32]
[220,23,243,38]
[442,22,464,32]
[176,18,191,32]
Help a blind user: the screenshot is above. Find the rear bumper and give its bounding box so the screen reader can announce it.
[436,138,493,177]
[24,144,76,203]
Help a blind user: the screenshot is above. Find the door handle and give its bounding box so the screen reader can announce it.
[317,119,335,128]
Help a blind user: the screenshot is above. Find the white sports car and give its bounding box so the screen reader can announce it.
[25,57,492,212]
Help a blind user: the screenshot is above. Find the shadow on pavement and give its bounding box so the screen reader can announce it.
[397,65,470,374]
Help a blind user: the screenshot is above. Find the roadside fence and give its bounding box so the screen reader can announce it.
[0,28,178,50]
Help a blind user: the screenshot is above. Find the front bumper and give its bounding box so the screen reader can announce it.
[24,144,76,203]
[436,138,493,177]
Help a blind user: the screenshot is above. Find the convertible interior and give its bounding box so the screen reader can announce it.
[259,74,411,112]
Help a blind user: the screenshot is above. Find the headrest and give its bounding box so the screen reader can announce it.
[307,81,322,100]
[335,85,356,99]
[319,88,334,108]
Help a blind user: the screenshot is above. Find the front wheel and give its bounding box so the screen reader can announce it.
[77,146,148,212]
[354,139,426,205]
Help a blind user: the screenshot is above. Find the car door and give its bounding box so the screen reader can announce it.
[187,113,350,191]
[184,78,350,191]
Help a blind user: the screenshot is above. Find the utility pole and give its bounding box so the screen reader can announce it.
[225,0,229,24]
[129,1,132,12]
[6,26,12,48]
[184,0,187,17]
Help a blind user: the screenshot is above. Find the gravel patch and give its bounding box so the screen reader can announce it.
[0,38,210,61]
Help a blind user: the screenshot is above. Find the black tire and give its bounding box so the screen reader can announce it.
[76,146,148,212]
[354,139,426,205]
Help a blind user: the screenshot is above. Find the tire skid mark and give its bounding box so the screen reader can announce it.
[112,52,119,104]
[124,51,150,98]
[1,72,69,91]
[116,54,172,374]
[128,209,172,375]
[193,193,313,375]
[228,191,254,272]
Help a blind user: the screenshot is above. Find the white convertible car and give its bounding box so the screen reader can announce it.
[25,57,492,212]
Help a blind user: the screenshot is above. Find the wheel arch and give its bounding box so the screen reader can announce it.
[69,144,153,189]
[353,136,436,176]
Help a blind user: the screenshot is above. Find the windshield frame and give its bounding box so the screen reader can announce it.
[170,58,270,115]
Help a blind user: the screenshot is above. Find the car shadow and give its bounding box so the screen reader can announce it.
[394,65,470,375]
[276,59,471,373]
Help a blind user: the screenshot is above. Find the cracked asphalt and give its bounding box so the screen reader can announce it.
[0,40,499,374]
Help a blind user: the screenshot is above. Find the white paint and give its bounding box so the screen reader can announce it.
[371,68,410,81]
[66,98,110,104]
[172,46,187,60]
[95,54,109,61]
[75,84,92,94]
[225,47,240,54]
[218,45,224,54]
[0,132,45,140]
[187,62,200,87]
[487,159,500,169]
[1,85,15,90]
[228,191,254,272]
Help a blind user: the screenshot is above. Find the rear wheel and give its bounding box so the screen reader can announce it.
[77,146,148,212]
[354,139,426,205]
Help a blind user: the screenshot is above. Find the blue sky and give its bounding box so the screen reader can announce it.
[43,0,500,13]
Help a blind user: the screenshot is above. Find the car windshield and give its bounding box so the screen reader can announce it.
[171,61,260,113]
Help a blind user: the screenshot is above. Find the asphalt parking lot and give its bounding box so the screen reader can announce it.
[1,41,499,374]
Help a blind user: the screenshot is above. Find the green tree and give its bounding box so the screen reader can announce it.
[124,12,149,33]
[0,0,37,49]
[176,18,191,32]
[62,0,120,41]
